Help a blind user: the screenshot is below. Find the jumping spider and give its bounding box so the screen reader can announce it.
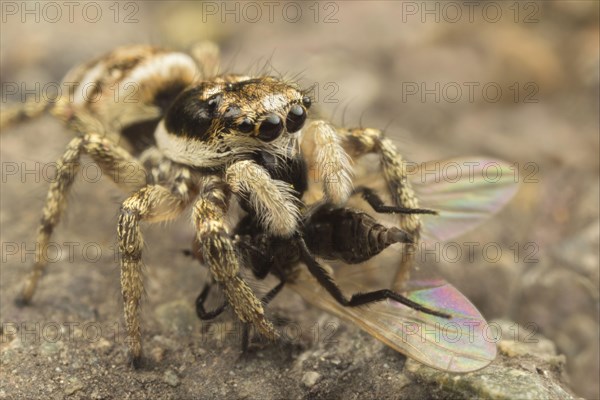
[2,42,488,367]
[1,43,432,364]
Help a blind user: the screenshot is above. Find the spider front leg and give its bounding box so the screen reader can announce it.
[226,160,300,237]
[192,176,277,342]
[16,133,147,305]
[118,185,188,366]
[301,120,354,205]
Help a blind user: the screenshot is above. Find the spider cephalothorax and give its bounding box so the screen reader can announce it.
[156,75,312,168]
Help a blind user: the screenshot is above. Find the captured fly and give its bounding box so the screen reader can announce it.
[192,151,517,372]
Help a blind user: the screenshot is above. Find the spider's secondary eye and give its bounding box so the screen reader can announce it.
[238,118,254,134]
[286,104,306,133]
[257,114,283,142]
[302,96,312,109]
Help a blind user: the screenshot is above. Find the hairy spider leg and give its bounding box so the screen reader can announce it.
[17,132,147,306]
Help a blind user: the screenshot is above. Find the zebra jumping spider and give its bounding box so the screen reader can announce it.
[3,42,434,366]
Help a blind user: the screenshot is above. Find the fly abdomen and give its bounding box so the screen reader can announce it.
[304,206,413,264]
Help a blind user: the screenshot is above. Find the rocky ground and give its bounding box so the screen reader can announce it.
[1,2,598,399]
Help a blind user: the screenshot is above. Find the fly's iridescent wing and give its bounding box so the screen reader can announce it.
[350,156,519,242]
[288,263,497,372]
[409,158,519,243]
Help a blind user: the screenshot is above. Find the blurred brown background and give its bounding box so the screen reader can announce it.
[1,1,598,399]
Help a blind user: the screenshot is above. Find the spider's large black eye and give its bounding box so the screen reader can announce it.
[286,104,306,133]
[302,96,312,109]
[238,118,254,134]
[257,114,283,142]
